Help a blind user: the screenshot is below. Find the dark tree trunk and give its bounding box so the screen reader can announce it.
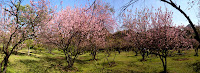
[91,51,97,60]
[134,48,138,56]
[135,50,138,56]
[146,49,149,58]
[0,38,24,72]
[178,50,181,53]
[3,56,9,73]
[159,49,168,73]
[195,47,199,56]
[66,57,74,68]
[91,47,98,60]
[140,48,146,61]
[67,63,74,68]
[0,54,10,73]
[160,55,167,73]
[63,48,79,69]
[64,53,74,69]
[164,56,167,73]
[117,49,121,54]
[177,50,183,55]
[142,53,145,61]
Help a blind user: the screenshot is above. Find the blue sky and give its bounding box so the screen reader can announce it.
[20,0,199,27]
[107,0,199,26]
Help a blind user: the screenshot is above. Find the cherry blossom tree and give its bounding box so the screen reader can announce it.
[85,1,116,60]
[123,8,152,61]
[147,8,192,73]
[0,0,53,72]
[121,0,200,58]
[39,6,85,68]
[183,26,200,56]
[110,30,130,54]
[39,1,116,68]
[122,7,194,72]
[160,0,200,44]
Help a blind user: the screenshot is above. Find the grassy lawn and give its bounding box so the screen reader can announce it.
[1,49,200,73]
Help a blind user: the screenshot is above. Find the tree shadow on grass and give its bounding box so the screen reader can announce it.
[42,56,64,63]
[42,56,66,69]
[127,55,138,58]
[190,61,200,73]
[41,56,81,72]
[97,61,125,68]
[100,69,141,73]
[172,57,189,61]
[75,59,89,65]
[128,61,141,67]
[19,56,66,73]
[14,51,26,56]
[19,59,50,72]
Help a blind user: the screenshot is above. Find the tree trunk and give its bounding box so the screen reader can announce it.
[65,55,72,68]
[141,48,146,61]
[91,48,97,60]
[28,47,30,55]
[159,55,167,73]
[142,53,145,61]
[116,48,121,54]
[118,50,121,54]
[67,62,74,68]
[91,51,97,60]
[67,59,74,68]
[164,56,167,73]
[195,47,199,56]
[63,48,75,69]
[1,54,10,73]
[134,48,138,56]
[135,50,138,56]
[146,49,149,58]
[177,50,183,55]
[178,50,181,53]
[107,51,111,57]
[48,48,52,54]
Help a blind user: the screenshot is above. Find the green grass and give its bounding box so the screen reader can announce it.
[1,49,200,73]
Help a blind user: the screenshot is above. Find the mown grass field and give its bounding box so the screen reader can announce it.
[1,49,200,73]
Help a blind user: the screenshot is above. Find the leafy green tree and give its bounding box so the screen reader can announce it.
[24,39,34,55]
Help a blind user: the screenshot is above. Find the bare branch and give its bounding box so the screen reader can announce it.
[160,0,200,44]
[120,0,139,16]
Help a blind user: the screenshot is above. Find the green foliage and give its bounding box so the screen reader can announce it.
[24,39,34,48]
[32,43,45,53]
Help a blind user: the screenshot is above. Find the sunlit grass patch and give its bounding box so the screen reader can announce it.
[0,49,199,73]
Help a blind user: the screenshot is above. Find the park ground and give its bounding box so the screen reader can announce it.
[1,49,200,73]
